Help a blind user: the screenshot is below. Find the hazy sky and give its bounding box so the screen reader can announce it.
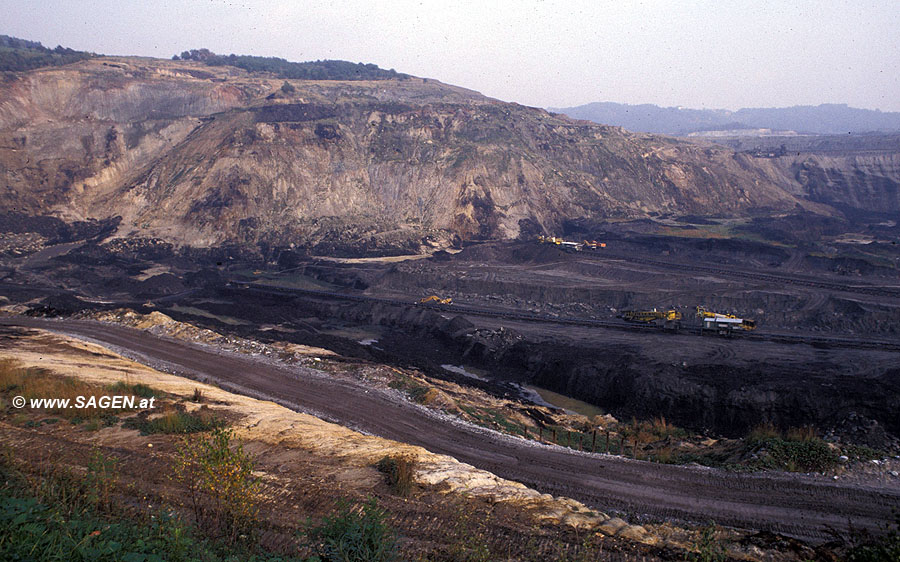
[3,0,899,111]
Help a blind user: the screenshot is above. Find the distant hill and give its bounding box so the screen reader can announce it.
[550,101,900,136]
[0,34,93,71]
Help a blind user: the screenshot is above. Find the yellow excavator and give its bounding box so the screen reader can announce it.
[419,295,452,305]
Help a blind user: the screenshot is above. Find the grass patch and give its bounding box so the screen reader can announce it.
[686,523,728,562]
[108,381,160,398]
[0,359,139,424]
[124,407,224,435]
[387,375,431,404]
[459,405,522,434]
[842,444,886,462]
[303,497,398,562]
[746,425,838,472]
[0,455,298,561]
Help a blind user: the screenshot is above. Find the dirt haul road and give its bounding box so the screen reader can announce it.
[4,317,898,542]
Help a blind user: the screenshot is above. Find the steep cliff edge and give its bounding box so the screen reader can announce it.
[1,56,821,252]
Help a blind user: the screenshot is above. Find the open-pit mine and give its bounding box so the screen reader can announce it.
[2,45,899,561]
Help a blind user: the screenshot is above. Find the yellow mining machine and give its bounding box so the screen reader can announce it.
[419,295,452,305]
[537,235,588,252]
[696,306,756,334]
[539,235,607,250]
[537,235,563,245]
[620,308,682,331]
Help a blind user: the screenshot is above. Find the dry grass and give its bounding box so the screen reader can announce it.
[785,425,819,442]
[0,358,133,422]
[748,422,782,442]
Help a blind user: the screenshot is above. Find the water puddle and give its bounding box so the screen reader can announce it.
[441,364,488,381]
[522,385,605,418]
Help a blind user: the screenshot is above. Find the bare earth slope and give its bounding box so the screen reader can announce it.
[4,315,897,543]
[0,57,817,250]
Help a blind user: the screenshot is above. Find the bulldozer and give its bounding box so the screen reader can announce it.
[419,295,452,305]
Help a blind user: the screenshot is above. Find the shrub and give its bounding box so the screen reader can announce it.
[85,449,119,513]
[173,427,262,544]
[304,497,398,562]
[375,455,415,497]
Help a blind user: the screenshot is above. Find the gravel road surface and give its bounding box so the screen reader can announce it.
[4,316,897,542]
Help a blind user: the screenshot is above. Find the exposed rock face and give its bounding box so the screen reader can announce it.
[0,56,847,251]
[791,153,900,214]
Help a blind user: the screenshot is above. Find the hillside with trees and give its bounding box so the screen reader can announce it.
[173,48,407,80]
[0,35,92,71]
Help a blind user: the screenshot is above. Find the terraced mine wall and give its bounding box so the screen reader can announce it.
[214,286,900,444]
